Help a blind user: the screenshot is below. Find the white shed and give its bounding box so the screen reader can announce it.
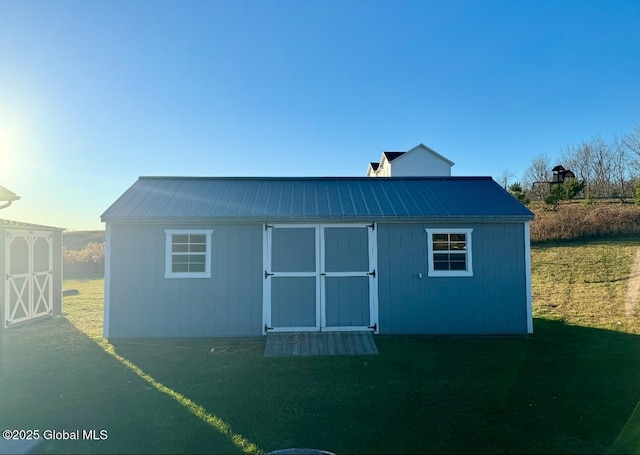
[0,219,64,327]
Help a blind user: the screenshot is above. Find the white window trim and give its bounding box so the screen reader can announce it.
[165,229,213,279]
[425,228,473,277]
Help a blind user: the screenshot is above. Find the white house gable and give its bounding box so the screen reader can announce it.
[392,144,454,177]
[366,143,454,177]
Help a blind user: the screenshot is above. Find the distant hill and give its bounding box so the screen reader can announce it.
[63,230,105,250]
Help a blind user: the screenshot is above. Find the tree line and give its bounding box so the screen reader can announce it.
[499,123,640,202]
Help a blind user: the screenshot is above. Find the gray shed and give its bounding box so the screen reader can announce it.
[1,219,64,327]
[101,176,534,339]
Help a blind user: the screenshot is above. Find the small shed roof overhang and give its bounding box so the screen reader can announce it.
[0,219,64,231]
[0,185,20,210]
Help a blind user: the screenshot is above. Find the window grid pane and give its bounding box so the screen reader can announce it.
[431,233,468,272]
[171,233,208,274]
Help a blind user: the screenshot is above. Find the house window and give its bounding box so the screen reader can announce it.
[425,228,473,277]
[165,230,212,278]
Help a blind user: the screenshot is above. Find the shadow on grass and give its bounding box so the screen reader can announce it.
[0,317,258,454]
[2,316,640,454]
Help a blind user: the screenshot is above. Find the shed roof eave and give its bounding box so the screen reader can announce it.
[102,214,534,225]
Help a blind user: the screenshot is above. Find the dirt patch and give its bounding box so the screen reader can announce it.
[625,247,640,316]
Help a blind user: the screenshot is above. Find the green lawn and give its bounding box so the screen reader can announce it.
[1,238,640,454]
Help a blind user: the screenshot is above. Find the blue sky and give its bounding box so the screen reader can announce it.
[1,0,639,230]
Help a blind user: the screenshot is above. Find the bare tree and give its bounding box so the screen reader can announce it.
[623,123,640,177]
[518,123,640,202]
[561,142,595,198]
[497,168,515,189]
[590,136,613,197]
[522,154,550,188]
[611,133,631,198]
[522,154,551,200]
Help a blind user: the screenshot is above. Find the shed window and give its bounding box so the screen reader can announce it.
[425,229,473,277]
[165,230,212,278]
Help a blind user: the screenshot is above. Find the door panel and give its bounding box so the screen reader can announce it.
[271,227,316,272]
[324,276,370,327]
[32,234,53,317]
[6,234,31,325]
[323,227,369,272]
[271,277,317,328]
[267,225,319,331]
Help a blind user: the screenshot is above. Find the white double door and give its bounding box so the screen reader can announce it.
[4,230,53,326]
[263,224,378,333]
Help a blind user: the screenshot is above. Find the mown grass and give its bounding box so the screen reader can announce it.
[531,238,640,333]
[2,239,640,454]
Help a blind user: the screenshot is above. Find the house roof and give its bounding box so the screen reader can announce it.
[382,151,405,161]
[102,176,534,223]
[0,219,64,231]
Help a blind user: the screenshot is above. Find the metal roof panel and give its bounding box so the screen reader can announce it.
[101,177,534,222]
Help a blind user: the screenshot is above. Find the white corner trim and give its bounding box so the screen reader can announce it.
[164,229,213,279]
[103,223,111,338]
[524,221,533,334]
[425,228,473,277]
[368,222,379,333]
[262,223,271,335]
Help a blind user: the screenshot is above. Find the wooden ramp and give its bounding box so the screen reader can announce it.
[264,331,378,357]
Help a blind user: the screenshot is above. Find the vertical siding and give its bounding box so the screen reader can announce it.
[377,222,528,335]
[107,220,528,338]
[392,150,452,176]
[107,223,263,338]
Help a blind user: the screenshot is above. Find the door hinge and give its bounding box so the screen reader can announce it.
[264,324,273,332]
[367,269,376,278]
[264,270,274,279]
[265,224,273,231]
[368,322,377,331]
[367,223,375,230]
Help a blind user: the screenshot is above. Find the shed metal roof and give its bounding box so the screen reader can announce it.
[101,177,534,223]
